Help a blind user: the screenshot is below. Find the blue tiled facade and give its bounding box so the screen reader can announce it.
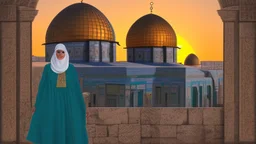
[73,62,223,107]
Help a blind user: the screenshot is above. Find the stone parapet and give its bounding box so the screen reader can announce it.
[18,7,38,22]
[83,107,224,144]
[0,4,38,22]
[218,10,239,22]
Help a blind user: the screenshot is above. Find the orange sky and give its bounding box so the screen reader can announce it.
[32,0,223,63]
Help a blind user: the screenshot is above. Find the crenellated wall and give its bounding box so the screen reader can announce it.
[86,107,223,144]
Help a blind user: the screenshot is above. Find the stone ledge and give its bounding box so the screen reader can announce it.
[18,9,38,21]
[0,5,38,22]
[203,108,224,125]
[218,10,239,22]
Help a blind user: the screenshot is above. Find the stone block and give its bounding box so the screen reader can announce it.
[141,125,151,137]
[89,138,93,144]
[204,125,224,143]
[203,108,223,125]
[188,108,203,125]
[96,125,107,137]
[93,137,118,144]
[128,108,140,124]
[141,108,161,124]
[98,108,128,124]
[177,125,204,144]
[160,108,187,125]
[87,108,100,124]
[108,125,118,137]
[141,138,181,144]
[151,125,176,138]
[215,126,224,139]
[119,124,140,143]
[87,124,96,138]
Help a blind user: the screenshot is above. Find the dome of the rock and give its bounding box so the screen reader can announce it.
[45,2,115,44]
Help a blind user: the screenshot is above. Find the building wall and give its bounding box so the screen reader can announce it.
[127,48,133,62]
[101,41,110,62]
[112,43,116,62]
[153,48,163,63]
[84,107,224,143]
[45,41,115,63]
[89,41,100,62]
[207,70,223,106]
[32,64,222,108]
[127,47,177,63]
[166,48,174,63]
[46,42,86,62]
[173,48,177,63]
[185,78,213,107]
[32,56,45,62]
[185,68,214,107]
[134,48,151,62]
[201,61,223,70]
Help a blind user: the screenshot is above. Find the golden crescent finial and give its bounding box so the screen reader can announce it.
[150,2,154,13]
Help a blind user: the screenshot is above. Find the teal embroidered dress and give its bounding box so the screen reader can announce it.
[27,63,88,144]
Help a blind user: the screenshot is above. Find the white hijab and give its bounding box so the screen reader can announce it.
[50,43,69,74]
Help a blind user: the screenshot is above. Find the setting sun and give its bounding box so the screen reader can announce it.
[176,35,196,64]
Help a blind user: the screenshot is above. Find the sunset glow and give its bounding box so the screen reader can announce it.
[32,0,223,61]
[177,35,196,64]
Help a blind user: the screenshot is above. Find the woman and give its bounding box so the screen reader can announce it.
[27,43,88,144]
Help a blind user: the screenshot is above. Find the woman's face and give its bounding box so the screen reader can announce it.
[56,50,65,60]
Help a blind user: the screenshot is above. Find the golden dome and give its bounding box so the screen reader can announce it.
[126,14,177,48]
[45,3,115,44]
[184,54,200,65]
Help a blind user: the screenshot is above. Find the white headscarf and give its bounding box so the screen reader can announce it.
[50,43,69,74]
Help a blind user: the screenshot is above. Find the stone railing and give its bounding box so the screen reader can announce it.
[86,107,223,144]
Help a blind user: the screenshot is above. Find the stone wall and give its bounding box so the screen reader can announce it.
[86,107,223,144]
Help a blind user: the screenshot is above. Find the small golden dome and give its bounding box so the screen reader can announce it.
[184,54,200,65]
[126,14,177,48]
[45,3,115,44]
